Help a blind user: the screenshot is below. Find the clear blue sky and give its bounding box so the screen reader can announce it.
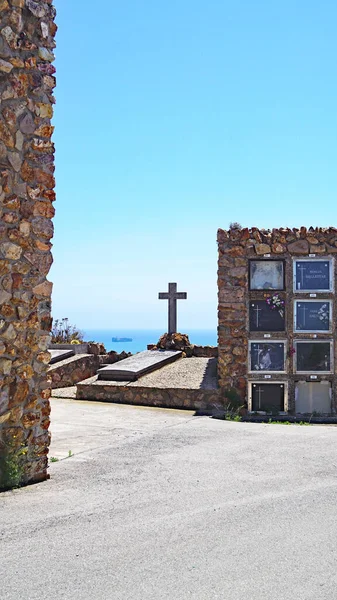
[51,0,337,331]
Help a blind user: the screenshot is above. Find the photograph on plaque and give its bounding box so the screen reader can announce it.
[294,300,331,332]
[251,383,285,412]
[249,342,286,372]
[294,259,332,292]
[295,341,332,372]
[249,300,285,332]
[249,260,284,290]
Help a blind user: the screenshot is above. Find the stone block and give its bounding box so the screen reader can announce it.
[255,243,271,255]
[288,239,309,254]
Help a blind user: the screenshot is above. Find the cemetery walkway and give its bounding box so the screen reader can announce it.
[1,397,337,599]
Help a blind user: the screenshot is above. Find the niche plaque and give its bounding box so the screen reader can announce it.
[251,383,285,412]
[249,260,284,290]
[249,342,286,372]
[294,260,332,292]
[295,341,332,373]
[249,301,285,332]
[294,301,331,332]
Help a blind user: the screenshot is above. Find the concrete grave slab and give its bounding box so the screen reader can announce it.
[97,349,182,381]
[49,349,75,364]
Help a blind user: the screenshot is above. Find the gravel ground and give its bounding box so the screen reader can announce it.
[129,357,218,389]
[78,357,218,390]
[52,386,77,399]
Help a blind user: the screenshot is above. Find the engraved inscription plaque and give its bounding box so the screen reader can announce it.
[294,301,331,332]
[249,301,285,332]
[251,383,285,412]
[294,260,332,292]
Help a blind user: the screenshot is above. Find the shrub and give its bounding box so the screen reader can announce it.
[223,387,245,421]
[51,318,84,344]
[229,222,242,230]
[224,387,242,408]
[0,439,27,491]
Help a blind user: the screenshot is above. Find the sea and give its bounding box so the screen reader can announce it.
[83,329,217,354]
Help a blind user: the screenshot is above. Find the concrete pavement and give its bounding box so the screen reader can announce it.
[1,397,337,599]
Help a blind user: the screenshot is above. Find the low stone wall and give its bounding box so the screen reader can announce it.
[76,377,222,412]
[193,345,218,358]
[49,343,89,355]
[147,344,218,358]
[49,351,132,389]
[100,350,132,363]
[49,342,106,355]
[49,355,98,389]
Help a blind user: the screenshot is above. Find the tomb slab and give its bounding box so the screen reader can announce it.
[49,349,75,364]
[97,349,182,381]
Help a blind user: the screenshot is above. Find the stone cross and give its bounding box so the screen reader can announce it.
[158,282,187,334]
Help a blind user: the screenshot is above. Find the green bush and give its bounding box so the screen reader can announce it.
[0,440,27,491]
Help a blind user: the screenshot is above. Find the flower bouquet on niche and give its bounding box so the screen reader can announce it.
[265,293,285,318]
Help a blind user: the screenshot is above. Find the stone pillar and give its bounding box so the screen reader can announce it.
[217,227,248,397]
[0,0,56,489]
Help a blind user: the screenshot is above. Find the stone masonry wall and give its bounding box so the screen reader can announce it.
[49,355,99,389]
[218,226,337,411]
[49,351,132,389]
[0,0,56,487]
[76,377,221,413]
[147,343,218,358]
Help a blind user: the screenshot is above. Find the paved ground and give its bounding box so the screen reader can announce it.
[1,397,337,600]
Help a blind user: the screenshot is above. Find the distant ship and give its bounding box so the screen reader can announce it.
[111,337,133,343]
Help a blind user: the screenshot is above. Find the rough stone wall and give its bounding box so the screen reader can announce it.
[49,355,99,389]
[76,377,221,412]
[147,343,218,358]
[0,0,56,486]
[49,352,132,389]
[192,345,218,358]
[218,227,337,410]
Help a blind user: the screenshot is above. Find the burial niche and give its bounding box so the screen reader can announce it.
[249,342,286,372]
[295,341,332,373]
[294,259,333,292]
[251,383,285,412]
[249,260,285,290]
[249,300,285,332]
[295,381,331,414]
[294,300,331,333]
